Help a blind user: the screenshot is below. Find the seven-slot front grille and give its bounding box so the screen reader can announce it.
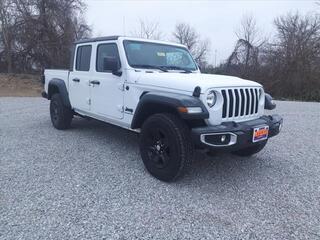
[221,87,260,120]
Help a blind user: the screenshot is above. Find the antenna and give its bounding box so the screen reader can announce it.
[123,16,126,36]
[214,49,217,68]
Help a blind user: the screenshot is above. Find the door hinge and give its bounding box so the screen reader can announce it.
[86,98,91,105]
[118,83,125,91]
[117,105,124,113]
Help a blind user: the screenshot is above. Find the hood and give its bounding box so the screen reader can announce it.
[129,71,262,93]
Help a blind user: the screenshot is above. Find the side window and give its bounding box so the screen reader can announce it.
[96,43,121,72]
[75,45,92,71]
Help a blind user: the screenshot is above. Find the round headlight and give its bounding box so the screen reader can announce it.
[206,90,216,108]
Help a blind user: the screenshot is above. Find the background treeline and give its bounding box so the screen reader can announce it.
[0,0,91,73]
[206,13,320,101]
[0,0,319,101]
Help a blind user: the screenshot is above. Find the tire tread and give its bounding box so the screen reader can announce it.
[140,113,194,181]
[50,93,73,130]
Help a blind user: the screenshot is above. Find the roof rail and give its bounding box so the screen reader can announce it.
[74,36,121,44]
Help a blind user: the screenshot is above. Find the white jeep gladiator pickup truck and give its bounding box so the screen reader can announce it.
[42,36,283,181]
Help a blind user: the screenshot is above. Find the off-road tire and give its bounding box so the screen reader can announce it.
[232,140,267,157]
[139,113,194,182]
[50,93,73,130]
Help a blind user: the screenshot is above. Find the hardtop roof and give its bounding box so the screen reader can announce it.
[74,36,186,48]
[74,36,120,44]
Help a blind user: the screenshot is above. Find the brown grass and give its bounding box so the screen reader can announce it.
[0,74,43,97]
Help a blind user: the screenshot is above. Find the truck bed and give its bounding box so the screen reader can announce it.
[44,69,69,93]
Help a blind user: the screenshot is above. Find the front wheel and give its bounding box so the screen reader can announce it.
[232,140,267,157]
[139,113,194,182]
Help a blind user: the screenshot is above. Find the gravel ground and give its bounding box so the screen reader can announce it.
[0,97,320,240]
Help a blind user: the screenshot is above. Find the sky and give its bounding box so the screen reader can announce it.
[84,0,318,64]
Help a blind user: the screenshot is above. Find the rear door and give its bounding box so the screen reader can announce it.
[90,42,124,119]
[69,44,92,111]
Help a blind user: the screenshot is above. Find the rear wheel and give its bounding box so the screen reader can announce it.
[139,113,193,182]
[232,140,267,157]
[50,93,73,130]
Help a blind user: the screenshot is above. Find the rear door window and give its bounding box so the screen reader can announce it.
[75,45,92,71]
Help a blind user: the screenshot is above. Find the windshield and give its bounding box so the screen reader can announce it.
[123,40,198,71]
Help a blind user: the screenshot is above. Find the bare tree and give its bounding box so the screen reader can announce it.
[131,19,163,40]
[267,13,320,99]
[235,14,262,47]
[0,0,15,73]
[172,22,210,68]
[226,14,265,78]
[218,12,320,101]
[0,0,91,72]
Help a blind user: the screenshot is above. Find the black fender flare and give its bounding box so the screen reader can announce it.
[47,78,71,108]
[131,92,209,129]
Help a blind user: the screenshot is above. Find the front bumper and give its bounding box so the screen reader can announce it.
[191,114,283,151]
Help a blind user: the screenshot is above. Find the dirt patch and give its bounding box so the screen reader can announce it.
[0,74,43,97]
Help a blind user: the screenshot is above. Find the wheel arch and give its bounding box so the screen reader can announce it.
[131,92,209,129]
[48,78,71,108]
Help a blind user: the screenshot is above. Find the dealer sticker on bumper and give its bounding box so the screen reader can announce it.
[252,126,269,142]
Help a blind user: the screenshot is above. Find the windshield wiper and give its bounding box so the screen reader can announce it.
[131,64,168,72]
[159,65,193,73]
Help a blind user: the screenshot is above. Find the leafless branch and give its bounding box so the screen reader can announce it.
[172,22,210,68]
[131,19,163,40]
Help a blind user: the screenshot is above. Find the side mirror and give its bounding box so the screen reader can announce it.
[103,57,122,76]
[264,93,276,110]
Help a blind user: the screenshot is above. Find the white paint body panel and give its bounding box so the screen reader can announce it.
[88,41,125,119]
[128,70,261,93]
[44,69,69,93]
[69,70,92,111]
[44,36,265,129]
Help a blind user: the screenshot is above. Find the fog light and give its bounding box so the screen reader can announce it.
[201,133,236,146]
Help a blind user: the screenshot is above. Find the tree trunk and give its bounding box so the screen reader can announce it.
[6,49,12,73]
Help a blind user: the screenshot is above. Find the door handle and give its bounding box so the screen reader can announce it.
[90,80,100,85]
[72,78,80,82]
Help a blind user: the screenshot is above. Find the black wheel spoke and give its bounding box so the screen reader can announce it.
[149,128,162,142]
[144,127,171,169]
[159,151,169,165]
[161,136,170,150]
[140,113,193,181]
[147,146,157,157]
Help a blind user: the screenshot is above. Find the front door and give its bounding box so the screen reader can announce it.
[90,42,124,119]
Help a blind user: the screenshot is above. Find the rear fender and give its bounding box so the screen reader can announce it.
[48,79,71,108]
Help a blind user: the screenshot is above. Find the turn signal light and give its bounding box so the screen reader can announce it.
[177,107,203,114]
